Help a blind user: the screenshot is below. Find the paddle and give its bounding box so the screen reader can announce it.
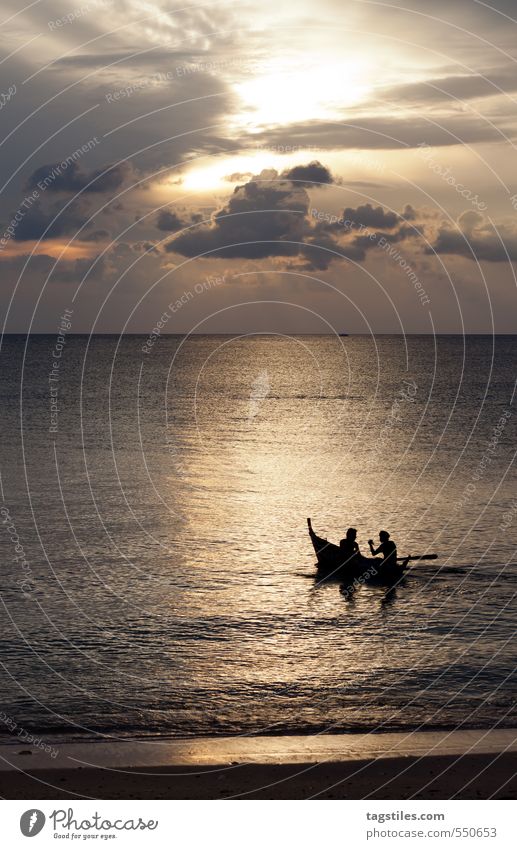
[397,554,437,561]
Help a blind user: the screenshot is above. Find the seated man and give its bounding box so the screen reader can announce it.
[339,527,361,567]
[368,530,398,570]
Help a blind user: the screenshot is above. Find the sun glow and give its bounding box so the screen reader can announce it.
[0,239,105,260]
[172,52,378,195]
[180,152,294,192]
[233,56,372,128]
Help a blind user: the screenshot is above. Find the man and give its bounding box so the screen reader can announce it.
[339,527,361,566]
[368,530,399,571]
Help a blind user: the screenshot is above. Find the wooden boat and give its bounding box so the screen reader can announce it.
[307,518,405,584]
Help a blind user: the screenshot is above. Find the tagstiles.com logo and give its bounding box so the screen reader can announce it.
[20,810,46,837]
[20,808,159,840]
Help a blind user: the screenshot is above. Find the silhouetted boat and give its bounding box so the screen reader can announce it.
[307,518,383,580]
[306,518,429,584]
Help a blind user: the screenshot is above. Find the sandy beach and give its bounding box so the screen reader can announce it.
[0,730,515,799]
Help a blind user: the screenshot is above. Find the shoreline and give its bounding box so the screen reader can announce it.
[0,729,516,799]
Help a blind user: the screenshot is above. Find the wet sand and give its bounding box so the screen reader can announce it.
[0,730,516,799]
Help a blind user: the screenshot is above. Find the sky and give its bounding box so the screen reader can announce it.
[1,0,517,333]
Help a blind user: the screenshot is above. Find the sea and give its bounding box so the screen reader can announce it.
[0,334,516,741]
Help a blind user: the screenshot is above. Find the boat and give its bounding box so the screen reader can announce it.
[307,518,405,584]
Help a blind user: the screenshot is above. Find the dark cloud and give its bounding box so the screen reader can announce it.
[167,169,419,269]
[25,161,131,194]
[132,241,160,253]
[341,203,399,230]
[403,204,418,221]
[167,169,310,261]
[299,234,369,268]
[281,160,334,186]
[11,200,90,242]
[82,229,110,242]
[428,214,517,261]
[55,50,202,69]
[156,210,187,232]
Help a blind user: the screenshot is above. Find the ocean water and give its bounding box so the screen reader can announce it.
[0,334,516,741]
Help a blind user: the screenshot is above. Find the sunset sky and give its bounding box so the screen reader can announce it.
[1,0,517,332]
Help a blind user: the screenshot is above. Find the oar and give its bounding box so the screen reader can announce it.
[397,554,438,562]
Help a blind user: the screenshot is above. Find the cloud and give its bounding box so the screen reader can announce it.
[25,161,131,194]
[55,50,202,69]
[156,210,187,232]
[166,168,420,269]
[82,228,110,241]
[132,241,160,253]
[167,169,312,261]
[402,204,419,221]
[281,160,334,186]
[457,210,485,234]
[429,213,517,261]
[224,171,254,182]
[341,203,399,230]
[252,114,507,151]
[52,254,109,283]
[10,200,91,242]
[373,67,517,105]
